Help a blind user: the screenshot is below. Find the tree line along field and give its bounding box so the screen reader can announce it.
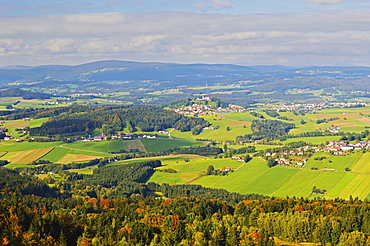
[147,150,370,200]
[1,104,370,200]
[0,138,208,167]
[169,106,370,142]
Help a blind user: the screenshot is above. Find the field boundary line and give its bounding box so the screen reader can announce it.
[59,145,113,155]
[185,172,206,184]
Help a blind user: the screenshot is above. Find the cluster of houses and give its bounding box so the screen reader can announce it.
[231,156,245,161]
[322,140,368,155]
[274,157,308,167]
[70,93,105,97]
[327,126,341,133]
[265,151,308,167]
[37,171,56,175]
[174,104,218,116]
[82,133,157,142]
[269,102,366,112]
[0,126,22,141]
[264,139,370,168]
[173,104,247,117]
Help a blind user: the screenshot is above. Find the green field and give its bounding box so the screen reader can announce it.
[42,146,111,163]
[0,141,63,152]
[2,103,370,199]
[170,113,253,142]
[109,154,209,166]
[9,147,54,164]
[149,158,242,184]
[141,138,205,152]
[278,136,341,145]
[148,152,370,199]
[304,151,362,171]
[60,138,201,154]
[64,140,126,153]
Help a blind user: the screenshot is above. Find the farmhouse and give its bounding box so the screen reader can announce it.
[158,130,169,134]
[341,146,354,151]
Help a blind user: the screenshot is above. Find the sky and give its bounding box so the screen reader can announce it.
[1,0,370,67]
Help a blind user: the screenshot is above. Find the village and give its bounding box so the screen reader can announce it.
[261,139,370,169]
[173,103,248,116]
[268,102,366,112]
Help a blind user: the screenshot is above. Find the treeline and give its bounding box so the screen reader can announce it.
[237,119,295,141]
[0,88,52,99]
[12,157,267,203]
[147,183,267,204]
[256,141,311,157]
[0,167,59,197]
[162,146,223,156]
[24,105,209,136]
[0,105,91,120]
[1,194,370,245]
[316,117,340,124]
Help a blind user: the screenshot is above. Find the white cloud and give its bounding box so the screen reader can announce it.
[2,10,370,66]
[305,0,346,4]
[212,0,232,9]
[195,0,232,11]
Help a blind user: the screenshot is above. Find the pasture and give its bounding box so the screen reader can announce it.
[149,158,242,184]
[109,154,209,166]
[6,147,54,164]
[0,141,62,152]
[140,138,205,152]
[64,139,149,153]
[148,152,370,199]
[278,136,341,145]
[42,146,110,163]
[170,113,254,142]
[304,151,362,171]
[169,107,370,143]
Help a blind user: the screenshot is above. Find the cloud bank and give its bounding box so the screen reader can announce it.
[1,10,370,66]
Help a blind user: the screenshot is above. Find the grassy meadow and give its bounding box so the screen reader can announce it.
[2,102,370,199]
[148,150,370,199]
[168,106,370,142]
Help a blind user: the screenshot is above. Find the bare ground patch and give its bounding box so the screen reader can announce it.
[5,121,29,128]
[11,147,54,164]
[58,154,78,164]
[357,117,370,125]
[73,155,99,162]
[123,139,147,152]
[330,120,358,128]
[230,120,252,128]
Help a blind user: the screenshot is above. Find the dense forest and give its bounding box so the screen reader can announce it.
[24,105,210,136]
[1,190,370,245]
[0,88,52,99]
[236,119,296,142]
[2,152,370,246]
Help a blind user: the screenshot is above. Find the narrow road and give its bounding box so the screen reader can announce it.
[168,128,174,139]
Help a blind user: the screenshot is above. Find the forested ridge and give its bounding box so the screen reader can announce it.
[0,88,52,99]
[26,105,209,136]
[1,192,370,245]
[2,161,370,245]
[237,119,296,141]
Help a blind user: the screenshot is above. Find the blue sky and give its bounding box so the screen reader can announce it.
[1,0,368,15]
[1,0,370,66]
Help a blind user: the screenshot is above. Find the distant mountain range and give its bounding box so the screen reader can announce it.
[1,60,370,85]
